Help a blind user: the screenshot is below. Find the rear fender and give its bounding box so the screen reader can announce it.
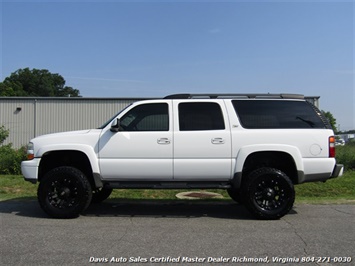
[233,144,303,185]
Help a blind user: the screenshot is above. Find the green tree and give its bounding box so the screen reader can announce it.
[0,81,25,96]
[322,111,337,133]
[1,68,80,97]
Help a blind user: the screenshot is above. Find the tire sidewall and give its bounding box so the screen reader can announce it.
[243,167,295,220]
[38,166,92,218]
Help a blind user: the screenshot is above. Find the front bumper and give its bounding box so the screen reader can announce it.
[21,158,41,184]
[331,164,344,179]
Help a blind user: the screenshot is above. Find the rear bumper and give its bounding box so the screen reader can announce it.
[331,164,344,179]
[298,160,344,184]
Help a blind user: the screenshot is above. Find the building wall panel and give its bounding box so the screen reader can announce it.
[35,99,133,136]
[1,98,140,148]
[0,99,35,147]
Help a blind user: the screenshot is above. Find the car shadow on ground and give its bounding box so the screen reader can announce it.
[0,198,49,219]
[0,198,297,220]
[85,200,256,220]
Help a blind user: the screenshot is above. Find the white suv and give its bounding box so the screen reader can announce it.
[21,93,343,219]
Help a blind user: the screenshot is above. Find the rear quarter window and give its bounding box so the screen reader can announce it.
[232,100,329,129]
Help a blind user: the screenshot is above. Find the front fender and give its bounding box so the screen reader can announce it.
[37,144,100,174]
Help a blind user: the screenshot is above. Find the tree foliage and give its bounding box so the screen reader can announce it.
[322,110,337,133]
[0,68,80,97]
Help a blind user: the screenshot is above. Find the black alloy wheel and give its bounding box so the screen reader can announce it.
[243,167,295,220]
[38,166,92,218]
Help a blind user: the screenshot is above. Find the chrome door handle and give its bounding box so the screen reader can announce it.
[157,138,171,144]
[211,138,225,144]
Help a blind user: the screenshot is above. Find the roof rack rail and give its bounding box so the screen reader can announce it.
[164,93,305,100]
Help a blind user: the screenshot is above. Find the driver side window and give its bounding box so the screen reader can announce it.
[120,103,169,131]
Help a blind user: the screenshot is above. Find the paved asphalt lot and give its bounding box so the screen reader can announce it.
[0,199,354,266]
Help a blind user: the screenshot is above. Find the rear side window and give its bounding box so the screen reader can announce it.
[232,100,328,129]
[179,102,225,131]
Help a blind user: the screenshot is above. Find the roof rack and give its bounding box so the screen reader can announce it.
[164,93,305,100]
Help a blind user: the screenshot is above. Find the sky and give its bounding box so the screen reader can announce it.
[1,0,354,130]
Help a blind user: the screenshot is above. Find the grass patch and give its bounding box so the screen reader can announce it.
[1,171,354,203]
[295,171,355,204]
[336,145,355,170]
[0,175,38,200]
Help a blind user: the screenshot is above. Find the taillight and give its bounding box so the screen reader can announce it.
[329,136,335,158]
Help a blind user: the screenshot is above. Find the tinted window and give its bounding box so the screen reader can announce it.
[120,103,169,131]
[179,102,225,131]
[232,100,327,129]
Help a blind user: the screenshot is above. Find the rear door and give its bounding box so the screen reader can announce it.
[173,100,232,180]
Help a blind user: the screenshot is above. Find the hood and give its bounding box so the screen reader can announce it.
[34,129,92,140]
[30,129,102,156]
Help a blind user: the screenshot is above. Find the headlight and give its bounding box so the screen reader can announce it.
[27,142,34,160]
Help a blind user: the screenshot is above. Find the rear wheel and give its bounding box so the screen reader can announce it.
[91,187,113,204]
[243,167,295,220]
[38,166,92,218]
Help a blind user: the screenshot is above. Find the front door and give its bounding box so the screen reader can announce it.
[98,102,173,180]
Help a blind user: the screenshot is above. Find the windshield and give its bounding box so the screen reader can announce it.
[97,103,132,129]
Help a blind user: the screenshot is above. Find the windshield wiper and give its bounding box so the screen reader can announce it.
[296,116,315,128]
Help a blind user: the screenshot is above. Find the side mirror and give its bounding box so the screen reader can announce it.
[110,118,121,132]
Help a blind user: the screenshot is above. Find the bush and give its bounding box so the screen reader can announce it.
[346,139,355,146]
[0,125,27,175]
[0,125,9,145]
[0,144,27,175]
[336,145,355,171]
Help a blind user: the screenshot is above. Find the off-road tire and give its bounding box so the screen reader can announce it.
[38,166,92,218]
[243,167,295,220]
[91,187,113,204]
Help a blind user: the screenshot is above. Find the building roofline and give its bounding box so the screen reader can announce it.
[0,96,155,101]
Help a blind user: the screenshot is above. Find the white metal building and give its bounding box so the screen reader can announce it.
[0,97,148,148]
[0,96,320,148]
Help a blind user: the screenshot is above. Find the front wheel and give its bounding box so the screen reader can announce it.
[243,167,295,220]
[38,166,92,218]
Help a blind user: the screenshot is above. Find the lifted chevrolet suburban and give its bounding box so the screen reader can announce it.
[21,93,343,219]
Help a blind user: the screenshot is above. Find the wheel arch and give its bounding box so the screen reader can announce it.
[243,151,298,182]
[233,146,303,188]
[38,148,101,189]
